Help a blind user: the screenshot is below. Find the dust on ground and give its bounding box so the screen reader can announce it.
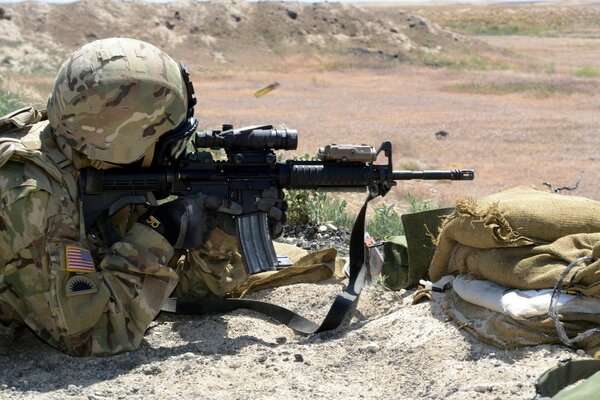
[0,282,580,399]
[0,1,599,399]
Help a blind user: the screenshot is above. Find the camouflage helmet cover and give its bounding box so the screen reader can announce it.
[48,37,189,164]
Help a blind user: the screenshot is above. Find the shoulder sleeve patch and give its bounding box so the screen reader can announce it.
[65,246,96,273]
[65,275,98,297]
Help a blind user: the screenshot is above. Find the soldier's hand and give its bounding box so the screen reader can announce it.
[139,195,241,250]
[256,187,288,238]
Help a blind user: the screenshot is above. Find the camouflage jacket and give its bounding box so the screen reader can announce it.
[0,108,248,356]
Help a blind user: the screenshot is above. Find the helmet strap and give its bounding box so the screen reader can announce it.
[141,141,156,168]
[90,159,121,170]
[179,62,197,118]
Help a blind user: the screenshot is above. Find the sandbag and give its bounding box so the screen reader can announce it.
[430,187,600,295]
[443,289,600,357]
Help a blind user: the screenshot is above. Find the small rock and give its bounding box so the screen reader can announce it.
[577,349,586,357]
[366,343,381,353]
[326,223,338,231]
[435,130,449,140]
[0,8,11,21]
[181,352,195,360]
[142,365,162,375]
[276,336,287,344]
[474,385,493,393]
[294,353,304,362]
[318,225,328,233]
[0,384,7,390]
[258,354,268,363]
[286,9,298,20]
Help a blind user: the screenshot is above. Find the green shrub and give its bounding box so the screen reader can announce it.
[285,189,354,228]
[404,192,435,213]
[575,66,600,78]
[366,193,436,239]
[0,85,24,116]
[423,53,510,71]
[544,63,556,74]
[447,82,575,98]
[367,203,404,238]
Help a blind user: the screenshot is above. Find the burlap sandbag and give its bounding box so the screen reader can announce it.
[444,289,600,358]
[430,187,600,294]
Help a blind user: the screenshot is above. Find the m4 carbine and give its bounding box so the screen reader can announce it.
[80,124,474,275]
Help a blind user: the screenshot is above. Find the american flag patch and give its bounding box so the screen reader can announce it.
[65,246,95,273]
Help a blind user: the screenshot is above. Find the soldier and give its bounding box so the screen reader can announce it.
[0,37,283,356]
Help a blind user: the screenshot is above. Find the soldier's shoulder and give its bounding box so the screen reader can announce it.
[0,108,62,197]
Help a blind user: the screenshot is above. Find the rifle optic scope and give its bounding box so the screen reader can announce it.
[195,127,298,151]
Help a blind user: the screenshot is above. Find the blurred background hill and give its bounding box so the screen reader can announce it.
[2,0,600,204]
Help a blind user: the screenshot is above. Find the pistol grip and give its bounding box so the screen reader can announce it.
[235,213,278,275]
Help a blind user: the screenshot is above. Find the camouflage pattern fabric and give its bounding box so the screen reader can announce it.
[47,38,189,164]
[0,116,179,356]
[173,228,249,299]
[0,110,253,356]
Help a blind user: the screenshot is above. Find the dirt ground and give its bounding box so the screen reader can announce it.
[0,283,580,400]
[1,1,600,399]
[197,63,600,207]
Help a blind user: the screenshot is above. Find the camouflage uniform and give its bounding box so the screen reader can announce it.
[0,39,249,356]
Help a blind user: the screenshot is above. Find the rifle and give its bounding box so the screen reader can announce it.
[80,124,474,275]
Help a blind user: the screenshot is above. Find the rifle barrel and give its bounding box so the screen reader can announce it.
[392,169,475,181]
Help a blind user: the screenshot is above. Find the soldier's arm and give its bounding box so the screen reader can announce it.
[0,161,178,356]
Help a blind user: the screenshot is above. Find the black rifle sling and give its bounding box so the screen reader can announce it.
[167,194,375,334]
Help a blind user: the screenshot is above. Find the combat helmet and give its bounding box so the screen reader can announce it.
[48,37,197,166]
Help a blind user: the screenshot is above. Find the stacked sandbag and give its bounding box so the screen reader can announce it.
[430,186,600,357]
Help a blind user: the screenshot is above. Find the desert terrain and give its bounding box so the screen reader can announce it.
[1,1,600,399]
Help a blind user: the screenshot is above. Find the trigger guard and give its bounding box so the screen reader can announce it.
[216,214,237,235]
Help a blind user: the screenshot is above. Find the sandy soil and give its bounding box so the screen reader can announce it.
[197,64,600,206]
[0,283,581,400]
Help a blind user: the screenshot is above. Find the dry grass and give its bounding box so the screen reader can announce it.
[414,3,600,37]
[444,77,600,98]
[574,66,600,78]
[2,1,600,205]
